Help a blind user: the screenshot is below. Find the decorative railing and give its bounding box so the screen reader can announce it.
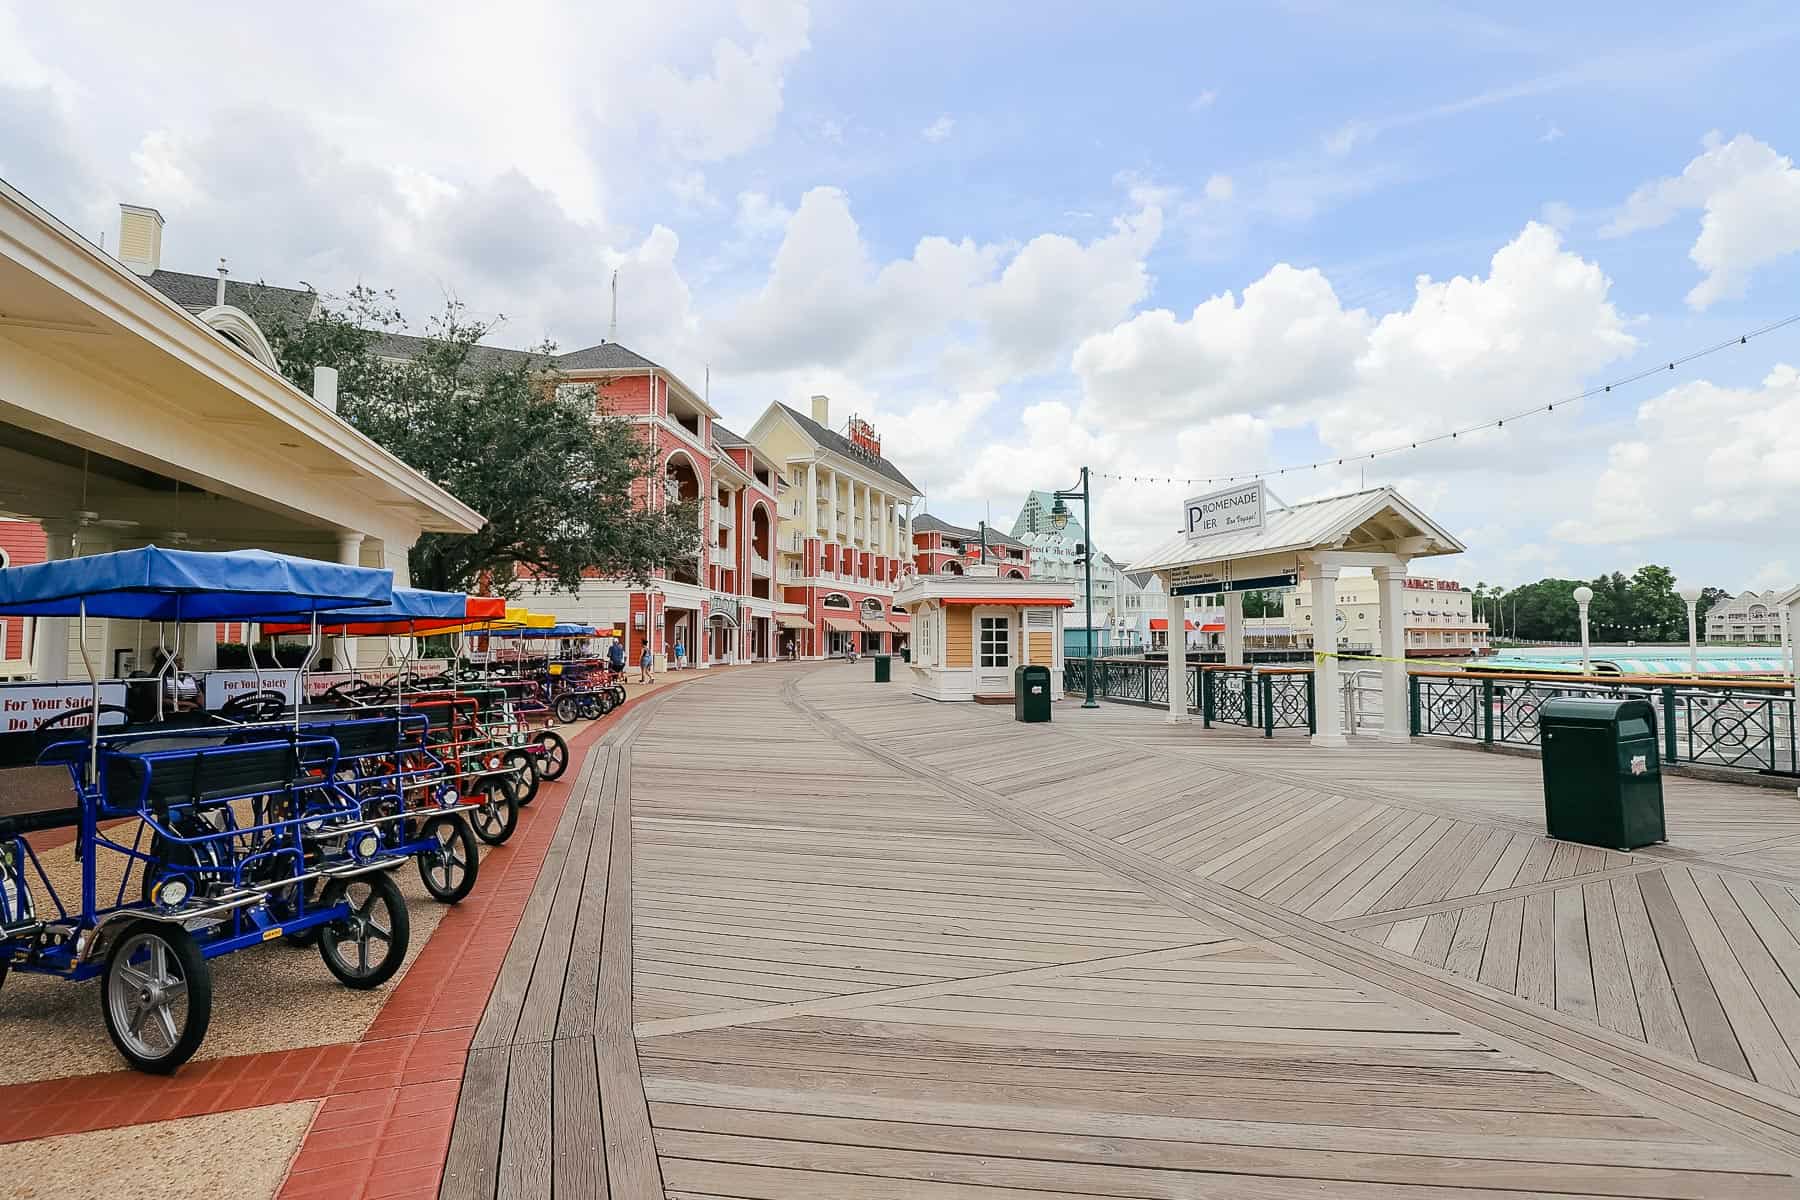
[1410,670,1798,775]
[1064,659,1314,738]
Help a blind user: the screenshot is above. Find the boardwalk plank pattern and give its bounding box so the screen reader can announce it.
[443,664,1800,1196]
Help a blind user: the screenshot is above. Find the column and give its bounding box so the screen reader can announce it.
[31,521,76,680]
[1224,590,1245,666]
[1310,563,1346,748]
[904,504,914,556]
[1374,564,1410,743]
[1164,588,1187,724]
[823,467,837,541]
[334,532,366,673]
[804,461,817,534]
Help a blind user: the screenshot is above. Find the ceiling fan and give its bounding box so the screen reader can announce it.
[160,480,220,546]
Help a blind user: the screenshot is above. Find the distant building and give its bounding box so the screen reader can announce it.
[1285,575,1489,658]
[1706,590,1790,643]
[911,514,1031,578]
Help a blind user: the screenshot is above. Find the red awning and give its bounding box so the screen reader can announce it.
[939,597,1074,607]
[887,612,912,629]
[861,616,892,633]
[822,614,862,632]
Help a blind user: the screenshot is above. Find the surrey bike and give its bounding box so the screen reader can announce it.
[0,547,414,1073]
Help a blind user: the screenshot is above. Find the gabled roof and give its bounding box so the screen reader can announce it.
[775,403,919,494]
[553,341,659,371]
[913,512,1028,550]
[1128,486,1464,577]
[143,270,320,326]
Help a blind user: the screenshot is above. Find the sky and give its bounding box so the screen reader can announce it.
[4,0,1799,591]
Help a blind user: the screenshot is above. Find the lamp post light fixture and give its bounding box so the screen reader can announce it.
[1678,583,1704,676]
[1573,585,1594,674]
[1049,468,1099,709]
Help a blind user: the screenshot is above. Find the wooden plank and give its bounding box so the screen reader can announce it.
[439,1045,509,1200]
[559,749,619,1039]
[1582,878,1645,1042]
[496,1041,552,1200]
[1514,889,1555,1006]
[1636,869,1751,1078]
[1553,884,1599,1023]
[1609,873,1696,1059]
[553,1036,609,1200]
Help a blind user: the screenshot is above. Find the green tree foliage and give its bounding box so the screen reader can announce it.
[1491,567,1731,643]
[250,287,700,595]
[1241,590,1282,618]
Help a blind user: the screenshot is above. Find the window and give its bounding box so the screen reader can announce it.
[979,616,1010,668]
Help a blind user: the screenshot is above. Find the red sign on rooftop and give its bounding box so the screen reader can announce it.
[846,415,882,457]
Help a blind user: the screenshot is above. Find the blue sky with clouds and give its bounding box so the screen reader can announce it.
[4,1,1798,590]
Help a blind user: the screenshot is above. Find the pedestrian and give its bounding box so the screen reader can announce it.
[674,637,687,671]
[608,637,626,679]
[639,643,653,684]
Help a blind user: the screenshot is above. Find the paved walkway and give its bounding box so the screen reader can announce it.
[437,661,1800,1198]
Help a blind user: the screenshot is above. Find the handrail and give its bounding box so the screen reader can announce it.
[1410,667,1793,693]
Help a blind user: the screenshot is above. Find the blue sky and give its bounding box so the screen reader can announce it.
[3,1,1798,590]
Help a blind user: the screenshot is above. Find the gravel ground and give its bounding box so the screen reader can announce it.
[0,1100,315,1200]
[0,815,457,1085]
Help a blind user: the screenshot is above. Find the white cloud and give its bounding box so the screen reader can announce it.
[643,0,813,161]
[1072,222,1636,476]
[733,190,792,238]
[1190,90,1218,111]
[1203,173,1234,201]
[1558,365,1800,545]
[1539,200,1574,230]
[1748,560,1793,591]
[1539,124,1564,143]
[669,170,719,211]
[1603,132,1800,309]
[711,184,1162,386]
[921,115,955,143]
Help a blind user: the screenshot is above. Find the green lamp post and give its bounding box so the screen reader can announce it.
[1049,469,1099,708]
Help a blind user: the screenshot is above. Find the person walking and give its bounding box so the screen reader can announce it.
[608,636,626,680]
[639,643,653,684]
[673,636,687,671]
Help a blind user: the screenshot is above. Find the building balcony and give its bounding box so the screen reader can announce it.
[713,502,730,527]
[709,545,733,569]
[751,553,771,577]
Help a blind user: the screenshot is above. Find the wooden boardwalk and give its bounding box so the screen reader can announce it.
[441,663,1800,1197]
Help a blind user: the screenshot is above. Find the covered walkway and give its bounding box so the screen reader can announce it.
[436,661,1800,1197]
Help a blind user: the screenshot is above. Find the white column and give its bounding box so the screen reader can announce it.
[1165,587,1188,724]
[904,504,914,553]
[334,532,366,672]
[1310,563,1346,748]
[804,461,817,534]
[31,521,76,680]
[1224,591,1245,666]
[1374,564,1410,743]
[824,468,839,541]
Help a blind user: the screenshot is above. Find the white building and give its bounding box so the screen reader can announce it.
[1706,590,1791,643]
[1286,574,1489,658]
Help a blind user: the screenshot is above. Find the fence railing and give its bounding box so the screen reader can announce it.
[1410,670,1798,775]
[1064,658,1314,738]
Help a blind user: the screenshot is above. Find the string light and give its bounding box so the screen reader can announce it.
[1088,313,1799,488]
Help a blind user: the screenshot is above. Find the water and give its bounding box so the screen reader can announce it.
[1476,645,1787,676]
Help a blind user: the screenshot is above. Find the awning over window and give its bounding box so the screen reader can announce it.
[822,614,862,632]
[939,597,1074,607]
[861,616,892,633]
[887,612,912,629]
[777,614,814,630]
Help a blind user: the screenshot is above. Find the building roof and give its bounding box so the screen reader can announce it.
[1128,486,1464,577]
[913,512,1028,550]
[776,403,919,494]
[142,270,320,326]
[711,423,753,448]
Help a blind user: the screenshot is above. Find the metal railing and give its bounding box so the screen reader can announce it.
[1410,670,1798,775]
[1064,659,1314,738]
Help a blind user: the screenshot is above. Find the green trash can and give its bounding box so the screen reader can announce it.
[872,654,891,683]
[1014,664,1052,723]
[901,647,911,663]
[1539,696,1665,850]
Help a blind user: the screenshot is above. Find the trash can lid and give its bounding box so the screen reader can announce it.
[1538,696,1655,726]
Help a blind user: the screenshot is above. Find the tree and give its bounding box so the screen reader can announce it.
[252,288,701,594]
[1241,590,1282,618]
[1696,586,1732,630]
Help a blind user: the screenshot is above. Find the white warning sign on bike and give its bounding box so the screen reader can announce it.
[0,683,128,733]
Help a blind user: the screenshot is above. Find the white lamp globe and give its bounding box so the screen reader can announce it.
[1678,584,1704,605]
[1573,585,1594,606]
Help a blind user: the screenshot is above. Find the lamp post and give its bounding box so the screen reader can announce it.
[1678,584,1703,676]
[1573,585,1594,674]
[1050,468,1099,708]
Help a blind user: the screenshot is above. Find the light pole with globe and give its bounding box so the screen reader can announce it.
[1574,585,1594,674]
[1678,584,1704,676]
